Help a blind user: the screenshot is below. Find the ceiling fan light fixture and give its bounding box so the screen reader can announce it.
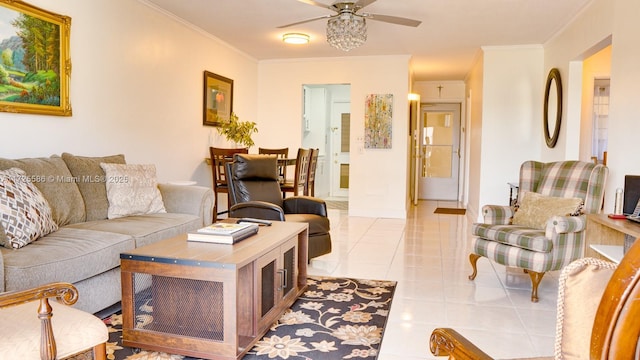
[326,14,366,51]
[282,32,310,45]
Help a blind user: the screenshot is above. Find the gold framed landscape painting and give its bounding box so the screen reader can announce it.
[0,0,71,116]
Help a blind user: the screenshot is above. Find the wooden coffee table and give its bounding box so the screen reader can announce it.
[120,221,309,360]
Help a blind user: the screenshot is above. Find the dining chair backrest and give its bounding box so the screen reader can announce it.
[208,146,249,221]
[282,148,311,197]
[258,147,289,181]
[306,148,319,196]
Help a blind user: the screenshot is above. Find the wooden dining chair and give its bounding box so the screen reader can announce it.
[209,146,248,222]
[281,148,311,197]
[258,147,289,183]
[306,148,319,196]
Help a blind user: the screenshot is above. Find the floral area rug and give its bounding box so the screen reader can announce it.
[104,276,396,360]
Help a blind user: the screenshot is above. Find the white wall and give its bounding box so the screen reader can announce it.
[258,56,411,218]
[606,0,640,211]
[544,0,640,212]
[465,56,484,221]
[0,0,259,188]
[464,0,640,217]
[542,0,613,162]
[464,46,544,219]
[6,0,636,219]
[0,1,413,219]
[412,81,465,103]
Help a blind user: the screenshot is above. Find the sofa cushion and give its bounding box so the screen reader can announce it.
[472,223,552,252]
[61,153,126,222]
[0,227,134,291]
[512,191,583,230]
[100,163,166,219]
[0,156,85,225]
[0,168,58,249]
[66,212,201,248]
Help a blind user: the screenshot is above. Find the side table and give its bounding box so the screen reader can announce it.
[585,214,640,262]
[507,182,519,206]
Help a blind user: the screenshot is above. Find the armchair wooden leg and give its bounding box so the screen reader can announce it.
[468,253,481,280]
[93,343,107,360]
[527,270,545,303]
[61,343,106,360]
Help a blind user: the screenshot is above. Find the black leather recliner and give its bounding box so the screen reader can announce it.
[226,153,332,260]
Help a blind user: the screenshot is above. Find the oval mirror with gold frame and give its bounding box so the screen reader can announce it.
[544,68,562,148]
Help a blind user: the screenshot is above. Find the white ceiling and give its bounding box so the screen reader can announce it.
[145,0,591,81]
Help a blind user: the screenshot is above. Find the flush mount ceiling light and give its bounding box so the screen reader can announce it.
[278,0,421,52]
[283,33,310,44]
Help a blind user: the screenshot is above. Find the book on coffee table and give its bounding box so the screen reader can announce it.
[187,222,259,244]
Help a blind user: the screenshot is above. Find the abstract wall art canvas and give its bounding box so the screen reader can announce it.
[364,94,393,149]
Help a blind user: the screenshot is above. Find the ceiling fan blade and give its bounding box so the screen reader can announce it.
[295,0,333,10]
[354,0,377,10]
[363,13,421,27]
[277,14,332,28]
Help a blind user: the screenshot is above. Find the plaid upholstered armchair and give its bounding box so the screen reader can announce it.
[470,160,608,302]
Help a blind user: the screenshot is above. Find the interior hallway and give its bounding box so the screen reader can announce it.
[309,200,559,359]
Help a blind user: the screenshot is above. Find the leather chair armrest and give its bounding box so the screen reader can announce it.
[229,201,286,221]
[482,205,514,225]
[283,196,328,217]
[545,215,587,236]
[429,328,493,359]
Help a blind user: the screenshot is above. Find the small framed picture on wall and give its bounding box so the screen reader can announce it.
[203,71,233,126]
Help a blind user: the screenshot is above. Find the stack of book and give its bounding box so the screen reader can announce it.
[187,222,259,244]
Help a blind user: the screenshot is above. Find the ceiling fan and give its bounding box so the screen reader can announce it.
[278,0,421,51]
[278,0,422,28]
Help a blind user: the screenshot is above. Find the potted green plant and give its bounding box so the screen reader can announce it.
[216,112,258,148]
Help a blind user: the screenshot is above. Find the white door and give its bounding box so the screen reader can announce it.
[330,101,350,197]
[418,103,461,200]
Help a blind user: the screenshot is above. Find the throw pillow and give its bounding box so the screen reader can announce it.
[0,168,58,249]
[100,163,166,219]
[0,156,85,226]
[61,153,126,221]
[555,258,616,359]
[512,191,583,230]
[0,222,7,247]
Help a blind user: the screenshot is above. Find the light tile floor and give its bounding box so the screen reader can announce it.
[308,199,559,359]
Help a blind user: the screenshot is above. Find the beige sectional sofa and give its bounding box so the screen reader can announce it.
[0,153,214,314]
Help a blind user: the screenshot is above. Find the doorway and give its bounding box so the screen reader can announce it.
[592,78,609,165]
[301,84,350,199]
[330,101,350,197]
[417,103,461,200]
